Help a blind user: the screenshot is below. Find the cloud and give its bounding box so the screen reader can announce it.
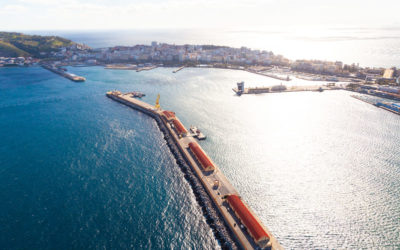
[17,0,69,5]
[0,4,27,13]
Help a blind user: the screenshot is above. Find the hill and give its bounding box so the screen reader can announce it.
[0,32,74,58]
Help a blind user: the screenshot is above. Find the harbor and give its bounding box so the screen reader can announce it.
[106,91,283,250]
[233,81,339,96]
[41,64,86,82]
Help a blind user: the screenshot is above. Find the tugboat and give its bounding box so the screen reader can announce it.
[130,92,146,98]
[190,126,206,140]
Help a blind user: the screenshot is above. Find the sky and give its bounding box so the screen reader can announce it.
[0,0,399,31]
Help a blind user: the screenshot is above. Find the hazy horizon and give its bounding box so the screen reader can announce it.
[13,27,400,68]
[2,0,400,67]
[1,0,399,31]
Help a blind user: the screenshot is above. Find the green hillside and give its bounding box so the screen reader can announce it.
[0,32,74,58]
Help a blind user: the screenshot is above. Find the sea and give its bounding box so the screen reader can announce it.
[1,30,400,249]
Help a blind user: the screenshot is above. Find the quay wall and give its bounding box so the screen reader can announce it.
[107,94,240,249]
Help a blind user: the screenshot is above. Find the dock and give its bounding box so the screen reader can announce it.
[106,91,283,250]
[105,64,138,70]
[245,70,291,81]
[136,65,157,72]
[42,64,85,82]
[233,81,339,96]
[173,66,185,73]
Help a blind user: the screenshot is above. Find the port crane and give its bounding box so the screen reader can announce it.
[155,94,161,110]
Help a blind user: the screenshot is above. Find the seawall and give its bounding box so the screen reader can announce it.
[107,92,283,250]
[107,94,239,249]
[41,64,86,82]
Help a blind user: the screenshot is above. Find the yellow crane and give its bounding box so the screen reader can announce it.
[155,94,161,109]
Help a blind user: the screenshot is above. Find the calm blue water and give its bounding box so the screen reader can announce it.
[1,66,400,249]
[0,67,218,249]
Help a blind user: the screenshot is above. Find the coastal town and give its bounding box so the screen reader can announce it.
[2,41,399,86]
[0,56,38,67]
[3,39,400,105]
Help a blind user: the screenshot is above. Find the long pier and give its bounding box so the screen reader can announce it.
[233,85,339,95]
[245,70,291,81]
[41,64,86,82]
[106,91,283,250]
[136,65,157,72]
[173,66,185,73]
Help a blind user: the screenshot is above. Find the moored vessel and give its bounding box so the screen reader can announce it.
[190,126,207,140]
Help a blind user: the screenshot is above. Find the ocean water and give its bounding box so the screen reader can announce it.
[1,66,400,249]
[32,28,400,67]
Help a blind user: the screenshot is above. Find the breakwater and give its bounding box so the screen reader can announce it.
[233,85,338,95]
[136,66,157,72]
[173,66,185,73]
[106,91,283,250]
[41,64,86,82]
[245,70,291,81]
[106,93,239,249]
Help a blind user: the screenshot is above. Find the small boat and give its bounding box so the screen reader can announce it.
[190,126,206,140]
[130,92,146,98]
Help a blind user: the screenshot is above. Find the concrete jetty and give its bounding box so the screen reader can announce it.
[106,91,283,250]
[173,66,185,73]
[136,65,157,72]
[245,70,291,81]
[41,64,86,82]
[233,82,340,96]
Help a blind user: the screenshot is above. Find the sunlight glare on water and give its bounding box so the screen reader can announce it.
[0,66,399,249]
